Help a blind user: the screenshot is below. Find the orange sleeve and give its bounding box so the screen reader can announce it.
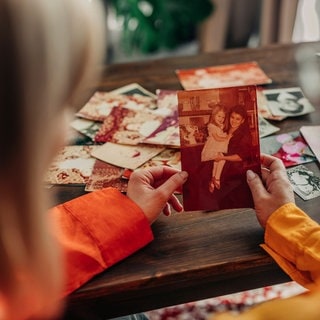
[261,203,320,289]
[49,187,153,296]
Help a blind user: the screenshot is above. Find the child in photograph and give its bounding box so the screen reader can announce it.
[201,105,230,192]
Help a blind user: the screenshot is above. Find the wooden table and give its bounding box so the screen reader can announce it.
[58,42,320,319]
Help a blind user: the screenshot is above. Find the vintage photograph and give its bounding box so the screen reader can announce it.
[260,131,315,167]
[177,85,261,211]
[263,87,315,117]
[287,165,320,200]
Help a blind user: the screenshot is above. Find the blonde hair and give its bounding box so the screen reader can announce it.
[0,0,106,318]
[209,105,227,127]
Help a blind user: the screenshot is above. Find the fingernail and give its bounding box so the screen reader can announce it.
[246,170,255,181]
[179,171,188,180]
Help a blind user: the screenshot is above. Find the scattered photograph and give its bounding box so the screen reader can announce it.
[109,82,157,98]
[94,106,163,144]
[176,61,272,90]
[143,90,180,147]
[258,115,280,138]
[257,89,286,121]
[91,142,164,170]
[44,145,99,184]
[264,87,315,117]
[139,149,181,170]
[300,126,320,164]
[260,131,315,167]
[287,165,320,200]
[85,159,127,192]
[76,91,156,121]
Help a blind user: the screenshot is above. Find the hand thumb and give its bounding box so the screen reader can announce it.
[246,170,268,201]
[156,171,188,198]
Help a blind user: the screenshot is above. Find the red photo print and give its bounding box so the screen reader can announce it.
[178,85,261,211]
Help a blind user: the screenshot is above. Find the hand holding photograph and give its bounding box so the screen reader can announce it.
[177,85,261,211]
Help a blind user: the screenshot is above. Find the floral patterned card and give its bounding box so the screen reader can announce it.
[94,106,163,144]
[44,145,99,184]
[76,91,157,121]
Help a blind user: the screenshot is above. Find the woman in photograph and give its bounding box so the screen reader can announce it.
[212,105,258,208]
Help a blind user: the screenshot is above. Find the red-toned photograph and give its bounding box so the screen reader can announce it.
[178,85,261,211]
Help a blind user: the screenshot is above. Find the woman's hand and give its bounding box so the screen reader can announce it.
[246,154,295,228]
[126,166,188,224]
[212,152,225,161]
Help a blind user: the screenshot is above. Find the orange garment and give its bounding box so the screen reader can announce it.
[262,202,320,289]
[211,202,320,320]
[49,187,153,296]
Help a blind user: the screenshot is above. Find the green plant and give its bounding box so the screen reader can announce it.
[108,0,214,54]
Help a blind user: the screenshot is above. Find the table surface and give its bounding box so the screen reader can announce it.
[59,42,320,319]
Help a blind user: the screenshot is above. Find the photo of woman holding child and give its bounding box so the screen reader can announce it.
[178,86,261,211]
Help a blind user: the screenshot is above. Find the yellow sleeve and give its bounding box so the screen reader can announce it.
[206,203,320,320]
[261,203,320,289]
[209,290,320,320]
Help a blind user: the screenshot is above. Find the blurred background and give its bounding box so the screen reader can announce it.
[103,0,320,64]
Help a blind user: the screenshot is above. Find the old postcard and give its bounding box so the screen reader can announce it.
[177,85,261,211]
[176,61,271,90]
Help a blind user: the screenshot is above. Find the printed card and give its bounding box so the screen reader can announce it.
[260,131,315,167]
[287,165,320,200]
[91,142,165,170]
[177,85,261,211]
[176,61,271,90]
